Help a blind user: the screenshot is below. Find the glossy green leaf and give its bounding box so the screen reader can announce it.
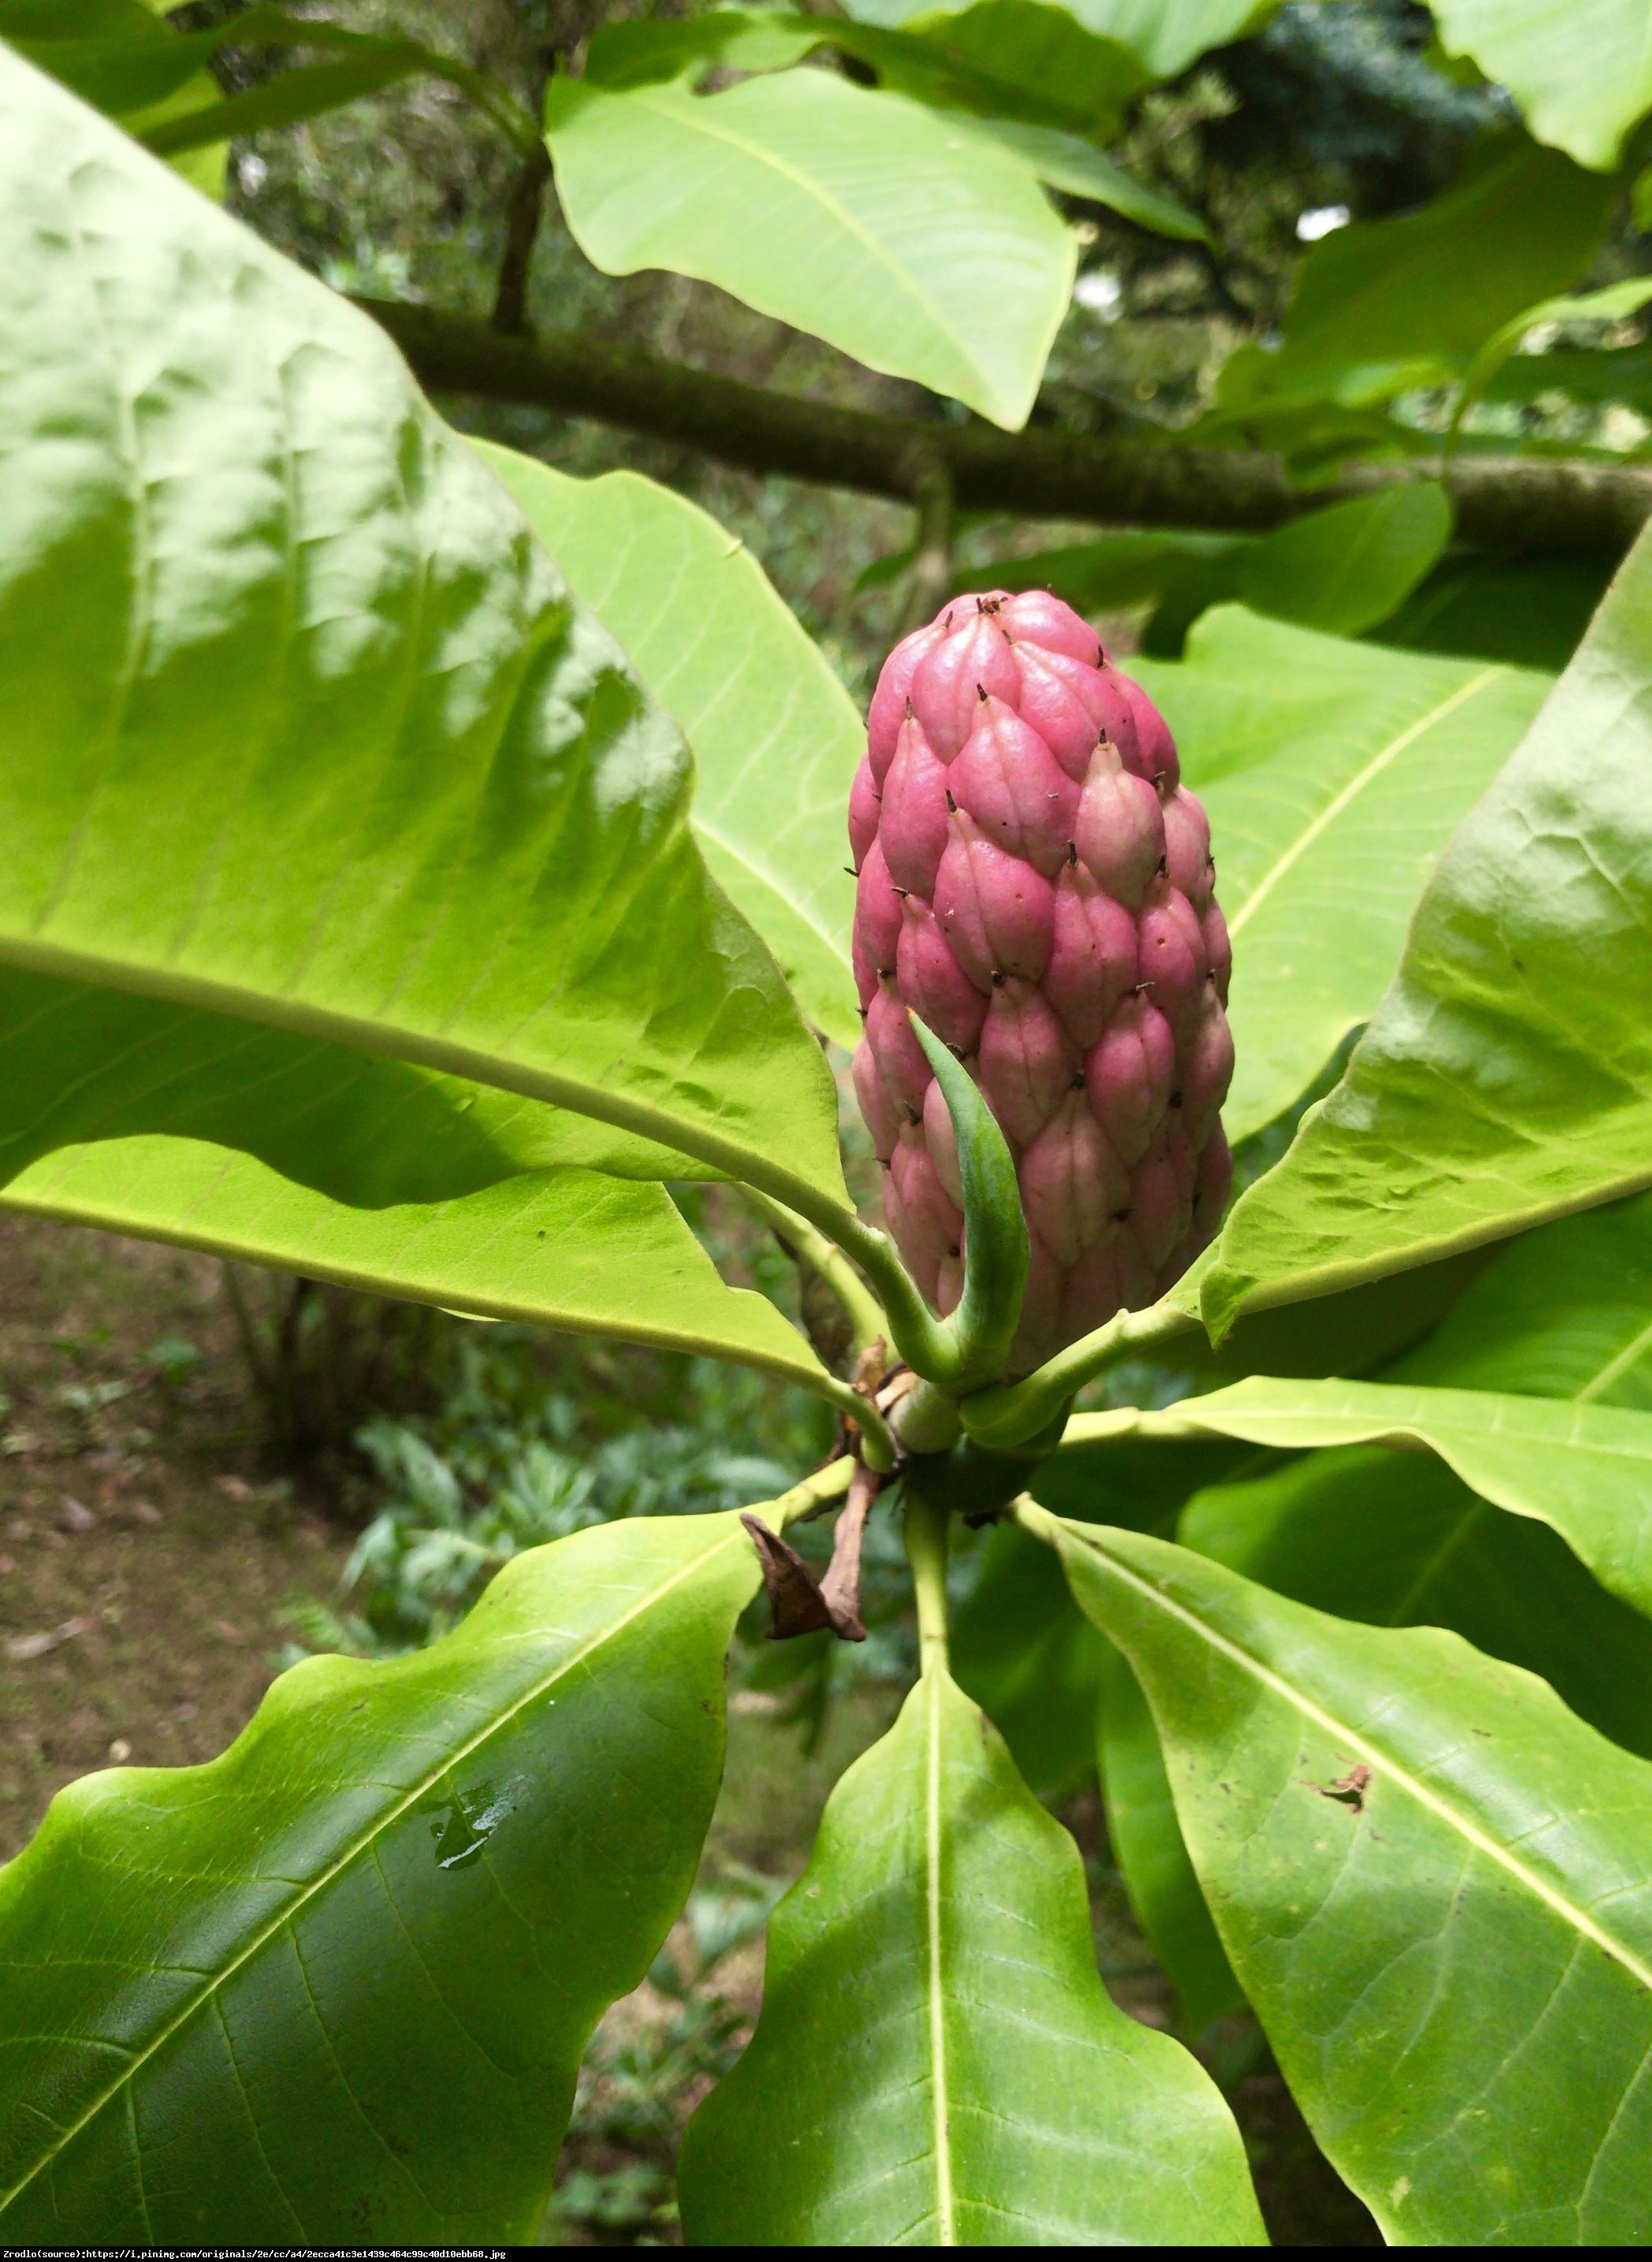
[1451,276,1652,436]
[542,71,1075,429]
[471,452,861,1047]
[1204,516,1652,1334]
[0,1511,761,2242]
[677,1661,1264,2244]
[842,0,1279,80]
[955,114,1207,234]
[1181,1190,1652,1760]
[1226,140,1612,410]
[0,971,832,1386]
[0,57,848,1221]
[1080,1375,1652,1620]
[9,1140,829,1387]
[1484,338,1652,412]
[1036,1506,1652,2245]
[1129,605,1550,1144]
[1431,0,1652,169]
[1233,482,1452,636]
[1097,1645,1244,2035]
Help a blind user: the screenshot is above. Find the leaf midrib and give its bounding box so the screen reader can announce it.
[1225,665,1505,941]
[616,81,991,397]
[0,1525,745,2217]
[923,1670,956,2247]
[1060,1522,1652,1996]
[0,932,850,1222]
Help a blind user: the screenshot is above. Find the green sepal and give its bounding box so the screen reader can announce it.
[910,1012,1029,1390]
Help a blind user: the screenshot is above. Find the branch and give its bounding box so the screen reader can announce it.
[357,297,1652,556]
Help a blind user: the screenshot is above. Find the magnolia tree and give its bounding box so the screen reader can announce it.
[5,0,1652,2246]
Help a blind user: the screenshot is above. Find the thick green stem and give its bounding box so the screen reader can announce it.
[742,1187,889,1356]
[904,1487,951,1676]
[769,1453,856,1533]
[958,1296,1201,1449]
[820,1208,962,1388]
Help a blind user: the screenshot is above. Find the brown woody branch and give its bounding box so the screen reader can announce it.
[358,296,1652,558]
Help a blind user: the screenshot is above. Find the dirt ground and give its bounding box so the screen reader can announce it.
[0,1215,349,1859]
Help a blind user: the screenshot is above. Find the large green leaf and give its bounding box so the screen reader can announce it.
[0,54,847,1221]
[1180,1190,1652,1758]
[542,70,1075,429]
[842,0,1278,80]
[1074,1375,1652,1620]
[677,1661,1264,2244]
[1230,482,1452,636]
[1212,140,1612,415]
[1371,549,1613,671]
[0,1512,760,2242]
[1204,516,1652,1334]
[1431,0,1652,170]
[0,971,839,1384]
[472,452,861,1047]
[8,1139,829,1386]
[1036,1507,1652,2245]
[1129,606,1550,1144]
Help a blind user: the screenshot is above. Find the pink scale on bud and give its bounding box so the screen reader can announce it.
[935,1252,965,1319]
[865,985,932,1122]
[852,1036,900,1160]
[908,610,1020,758]
[1060,1231,1124,1344]
[1046,863,1139,1048]
[1204,900,1232,1003]
[1087,992,1175,1166]
[867,620,946,783]
[1181,996,1235,1144]
[887,1127,964,1267]
[1074,742,1165,911]
[848,755,881,870]
[999,588,1102,665]
[1137,880,1208,1033]
[1190,1124,1233,1244]
[1008,1231,1065,1377]
[949,695,1080,877]
[977,978,1077,1148]
[854,839,902,977]
[898,896,989,1055]
[1019,1094,1129,1267]
[934,811,1055,988]
[1162,789,1212,910]
[1118,675,1179,791]
[923,1072,964,1206]
[1012,645,1106,779]
[1129,1125,1195,1271]
[880,712,951,895]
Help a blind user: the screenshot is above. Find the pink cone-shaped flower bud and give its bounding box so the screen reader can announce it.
[949,695,1080,877]
[977,978,1078,1148]
[850,590,1233,1374]
[880,711,951,896]
[898,896,989,1055]
[1075,741,1166,911]
[934,810,1055,988]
